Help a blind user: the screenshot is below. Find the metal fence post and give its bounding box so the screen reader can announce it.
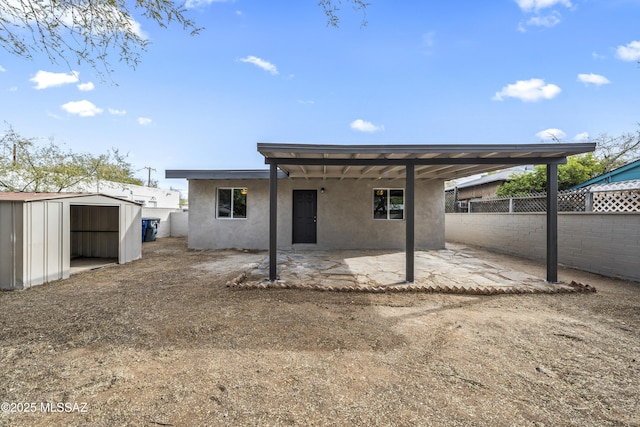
[585,191,593,212]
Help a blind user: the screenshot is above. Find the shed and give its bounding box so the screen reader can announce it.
[0,193,142,290]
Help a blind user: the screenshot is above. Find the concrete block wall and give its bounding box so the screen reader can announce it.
[142,207,182,238]
[445,213,640,282]
[169,211,188,237]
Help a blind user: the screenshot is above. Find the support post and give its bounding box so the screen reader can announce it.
[406,162,415,283]
[269,162,278,281]
[546,163,558,283]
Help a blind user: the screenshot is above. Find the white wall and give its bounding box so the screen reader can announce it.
[92,181,181,209]
[445,213,640,282]
[141,207,182,238]
[187,178,445,251]
[170,211,188,237]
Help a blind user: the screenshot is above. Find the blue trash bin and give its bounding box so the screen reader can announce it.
[141,219,149,242]
[142,217,160,242]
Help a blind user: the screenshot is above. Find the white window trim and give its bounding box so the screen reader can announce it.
[217,187,248,220]
[373,188,405,220]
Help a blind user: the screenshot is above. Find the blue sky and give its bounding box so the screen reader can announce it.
[1,0,640,191]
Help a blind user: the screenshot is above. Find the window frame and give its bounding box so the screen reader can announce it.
[217,187,248,219]
[373,188,405,220]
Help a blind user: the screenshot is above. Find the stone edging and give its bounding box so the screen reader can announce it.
[225,274,596,295]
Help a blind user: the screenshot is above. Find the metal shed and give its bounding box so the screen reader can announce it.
[0,193,142,290]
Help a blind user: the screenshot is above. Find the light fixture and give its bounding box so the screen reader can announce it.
[240,188,248,195]
[376,189,385,196]
[320,187,325,193]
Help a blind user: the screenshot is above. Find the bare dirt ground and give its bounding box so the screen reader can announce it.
[1,237,639,427]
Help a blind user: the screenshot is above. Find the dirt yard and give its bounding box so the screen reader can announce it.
[1,237,638,426]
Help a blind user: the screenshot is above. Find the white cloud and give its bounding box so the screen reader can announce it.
[574,132,590,141]
[239,56,279,75]
[31,70,79,89]
[350,119,384,133]
[577,73,610,86]
[0,65,5,72]
[137,117,152,126]
[616,40,640,62]
[422,31,436,48]
[77,82,95,91]
[515,0,572,12]
[185,0,230,8]
[297,100,315,105]
[516,0,572,30]
[526,13,561,28]
[493,78,561,102]
[61,100,103,117]
[109,108,127,115]
[535,128,566,141]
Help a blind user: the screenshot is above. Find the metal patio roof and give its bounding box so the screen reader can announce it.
[165,169,288,180]
[257,143,597,180]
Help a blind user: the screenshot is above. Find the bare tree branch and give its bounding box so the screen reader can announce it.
[318,0,369,27]
[0,0,201,77]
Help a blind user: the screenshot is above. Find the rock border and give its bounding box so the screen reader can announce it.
[225,274,596,295]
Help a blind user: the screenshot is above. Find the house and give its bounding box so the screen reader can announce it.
[0,193,142,290]
[445,166,533,212]
[168,142,596,283]
[571,158,640,189]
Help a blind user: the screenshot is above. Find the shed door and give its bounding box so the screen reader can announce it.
[292,190,317,244]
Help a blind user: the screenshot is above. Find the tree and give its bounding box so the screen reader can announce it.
[0,0,200,76]
[319,0,369,27]
[1,0,368,76]
[0,124,143,192]
[496,153,605,196]
[497,126,640,196]
[593,127,640,173]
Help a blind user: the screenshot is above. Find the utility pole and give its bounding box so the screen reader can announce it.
[13,143,17,165]
[143,166,156,187]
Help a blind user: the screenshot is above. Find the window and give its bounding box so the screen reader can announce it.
[217,188,247,219]
[373,189,404,220]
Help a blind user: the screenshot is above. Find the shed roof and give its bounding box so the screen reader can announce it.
[257,143,596,180]
[0,192,142,204]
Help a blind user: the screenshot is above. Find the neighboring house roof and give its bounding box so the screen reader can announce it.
[256,143,595,181]
[455,168,524,190]
[0,192,143,204]
[572,158,640,189]
[166,169,289,180]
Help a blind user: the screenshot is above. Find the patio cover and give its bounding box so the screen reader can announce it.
[258,142,596,284]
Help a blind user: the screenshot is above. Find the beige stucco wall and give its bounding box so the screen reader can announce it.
[188,178,445,251]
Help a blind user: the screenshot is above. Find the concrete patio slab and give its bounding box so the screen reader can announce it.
[228,243,596,295]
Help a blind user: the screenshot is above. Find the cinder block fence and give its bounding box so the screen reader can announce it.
[445,213,640,282]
